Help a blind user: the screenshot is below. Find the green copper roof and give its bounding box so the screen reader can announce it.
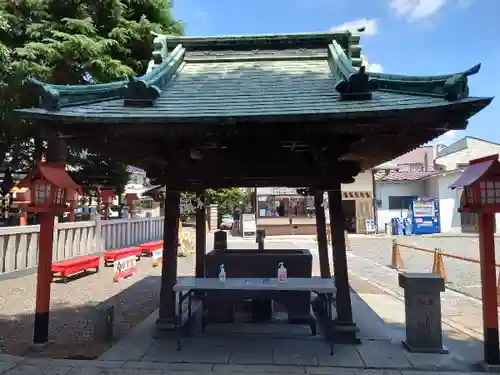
[18,30,491,122]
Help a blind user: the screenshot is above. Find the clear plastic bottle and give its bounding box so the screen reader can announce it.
[277,261,287,282]
[219,264,226,283]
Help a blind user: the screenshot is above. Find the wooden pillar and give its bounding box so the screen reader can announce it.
[328,185,359,343]
[195,191,206,278]
[33,212,55,343]
[157,190,180,329]
[314,190,330,278]
[478,212,500,364]
[33,137,66,344]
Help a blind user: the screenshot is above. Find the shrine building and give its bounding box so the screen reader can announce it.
[16,29,492,336]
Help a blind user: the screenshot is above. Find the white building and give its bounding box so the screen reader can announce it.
[375,137,500,233]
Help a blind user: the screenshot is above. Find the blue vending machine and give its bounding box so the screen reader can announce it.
[409,198,440,235]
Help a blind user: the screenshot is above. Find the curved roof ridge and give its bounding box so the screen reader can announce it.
[369,64,481,101]
[28,78,127,111]
[28,44,186,110]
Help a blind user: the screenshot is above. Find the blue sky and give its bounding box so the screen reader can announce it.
[173,0,499,146]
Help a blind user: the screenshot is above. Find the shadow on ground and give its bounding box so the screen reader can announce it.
[0,275,161,359]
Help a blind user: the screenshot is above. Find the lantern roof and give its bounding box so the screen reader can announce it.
[17,162,81,192]
[449,154,500,189]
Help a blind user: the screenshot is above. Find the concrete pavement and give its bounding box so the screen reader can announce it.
[0,354,491,375]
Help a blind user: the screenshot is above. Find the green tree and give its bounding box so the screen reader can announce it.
[0,0,183,191]
[67,150,130,198]
[182,188,250,218]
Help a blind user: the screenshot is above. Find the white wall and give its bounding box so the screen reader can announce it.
[375,181,424,231]
[342,170,373,192]
[436,138,500,170]
[435,172,462,233]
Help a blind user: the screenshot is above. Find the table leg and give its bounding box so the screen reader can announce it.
[177,291,183,351]
[327,294,334,355]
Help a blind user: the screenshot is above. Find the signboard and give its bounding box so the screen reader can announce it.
[113,255,137,282]
[241,213,257,237]
[152,249,162,267]
[272,187,299,195]
[364,219,376,234]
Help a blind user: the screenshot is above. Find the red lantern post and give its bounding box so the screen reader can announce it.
[99,189,115,220]
[450,154,500,367]
[125,193,139,218]
[16,161,81,344]
[66,190,79,222]
[10,187,31,225]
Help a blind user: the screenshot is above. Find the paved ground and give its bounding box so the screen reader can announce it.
[0,356,490,375]
[348,235,498,299]
[265,233,499,299]
[0,251,196,358]
[0,231,491,364]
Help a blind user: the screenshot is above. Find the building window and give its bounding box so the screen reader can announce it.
[388,196,417,210]
[409,163,424,172]
[257,195,315,218]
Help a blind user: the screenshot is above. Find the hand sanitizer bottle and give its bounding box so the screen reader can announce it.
[277,262,287,283]
[219,264,226,283]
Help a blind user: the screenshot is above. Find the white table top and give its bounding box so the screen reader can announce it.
[173,276,336,294]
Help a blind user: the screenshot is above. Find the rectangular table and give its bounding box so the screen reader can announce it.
[173,276,337,354]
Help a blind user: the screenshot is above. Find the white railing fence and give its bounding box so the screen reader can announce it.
[0,216,165,275]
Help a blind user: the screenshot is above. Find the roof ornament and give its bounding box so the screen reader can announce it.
[335,65,377,101]
[124,77,162,107]
[124,44,186,107]
[443,64,480,101]
[29,79,63,110]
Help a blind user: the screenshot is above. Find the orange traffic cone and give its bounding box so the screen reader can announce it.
[391,239,404,269]
[432,249,447,281]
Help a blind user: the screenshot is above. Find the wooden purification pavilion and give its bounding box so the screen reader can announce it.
[16,29,492,341]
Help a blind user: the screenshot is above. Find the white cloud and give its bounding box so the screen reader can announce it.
[330,18,378,36]
[366,63,383,73]
[389,0,446,21]
[389,0,473,22]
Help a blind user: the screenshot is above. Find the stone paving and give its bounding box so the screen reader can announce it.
[0,250,196,358]
[0,355,491,375]
[0,232,492,374]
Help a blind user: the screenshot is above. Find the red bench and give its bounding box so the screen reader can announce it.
[51,255,100,283]
[104,246,142,266]
[139,240,163,256]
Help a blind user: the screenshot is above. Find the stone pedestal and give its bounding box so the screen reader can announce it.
[399,273,448,354]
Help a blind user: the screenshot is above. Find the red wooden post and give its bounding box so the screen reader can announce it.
[125,193,138,218]
[100,189,115,220]
[478,212,499,365]
[15,161,81,344]
[34,212,55,342]
[450,154,500,365]
[19,205,27,226]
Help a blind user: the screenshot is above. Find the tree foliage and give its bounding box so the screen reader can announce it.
[67,150,131,197]
[182,188,250,217]
[0,0,183,192]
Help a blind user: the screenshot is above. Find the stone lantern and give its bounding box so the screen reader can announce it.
[450,154,500,367]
